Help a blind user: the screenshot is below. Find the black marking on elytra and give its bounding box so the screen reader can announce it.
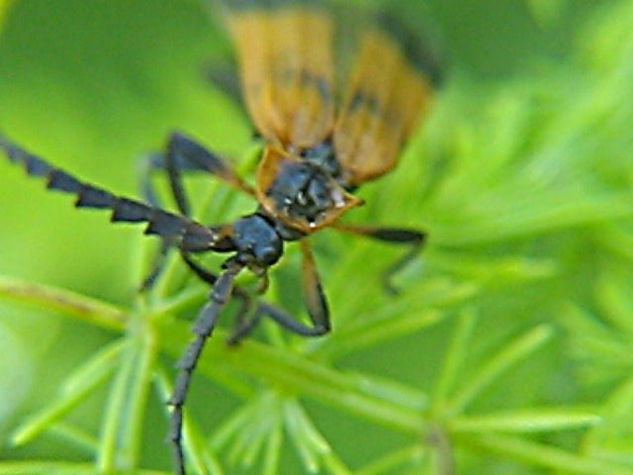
[349,90,380,115]
[273,65,333,110]
[304,70,332,103]
[376,10,444,87]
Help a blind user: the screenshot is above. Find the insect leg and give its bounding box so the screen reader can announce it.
[259,302,332,337]
[180,253,281,341]
[180,251,219,285]
[141,133,256,214]
[333,224,427,294]
[138,133,255,288]
[157,132,256,215]
[181,251,252,311]
[182,251,329,343]
[299,240,331,334]
[168,259,244,475]
[226,304,262,345]
[138,146,200,289]
[230,242,332,341]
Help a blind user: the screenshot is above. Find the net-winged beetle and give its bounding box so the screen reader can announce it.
[0,1,442,473]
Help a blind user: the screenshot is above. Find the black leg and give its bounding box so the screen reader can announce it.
[138,132,255,290]
[181,252,257,342]
[165,132,255,195]
[299,241,331,333]
[182,251,327,342]
[257,302,331,337]
[180,251,220,285]
[141,132,255,216]
[333,224,427,294]
[226,299,332,344]
[168,259,244,475]
[181,252,254,302]
[226,305,261,345]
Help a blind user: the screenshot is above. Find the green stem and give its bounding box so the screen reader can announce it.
[446,324,554,415]
[0,275,128,331]
[0,461,167,475]
[49,423,99,454]
[461,433,633,475]
[158,319,428,436]
[11,340,125,447]
[431,308,477,413]
[97,338,139,472]
[355,445,427,475]
[120,320,158,468]
[262,419,283,475]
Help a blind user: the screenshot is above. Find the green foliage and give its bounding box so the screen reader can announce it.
[1,0,633,473]
[0,1,13,31]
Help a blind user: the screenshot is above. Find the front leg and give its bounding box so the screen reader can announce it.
[333,223,427,294]
[139,132,256,289]
[182,250,330,343]
[300,240,331,333]
[168,258,244,475]
[140,131,256,217]
[181,251,258,343]
[246,241,330,339]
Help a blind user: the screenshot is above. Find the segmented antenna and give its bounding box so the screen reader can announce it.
[0,135,219,252]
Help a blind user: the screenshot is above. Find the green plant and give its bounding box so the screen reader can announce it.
[1,0,632,473]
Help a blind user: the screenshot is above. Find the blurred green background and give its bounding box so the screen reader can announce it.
[1,0,633,473]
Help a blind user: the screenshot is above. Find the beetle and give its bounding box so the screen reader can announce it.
[0,1,441,473]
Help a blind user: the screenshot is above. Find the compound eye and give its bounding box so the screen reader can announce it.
[257,244,281,266]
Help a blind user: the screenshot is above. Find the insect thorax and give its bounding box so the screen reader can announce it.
[268,161,342,221]
[256,142,363,234]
